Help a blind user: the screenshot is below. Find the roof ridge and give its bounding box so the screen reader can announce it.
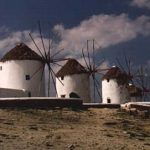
[1,43,42,62]
[56,59,88,77]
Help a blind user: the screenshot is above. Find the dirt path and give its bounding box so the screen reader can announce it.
[0,108,149,150]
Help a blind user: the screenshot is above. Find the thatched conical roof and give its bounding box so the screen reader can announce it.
[102,66,130,85]
[56,59,88,77]
[1,43,42,62]
[102,66,126,79]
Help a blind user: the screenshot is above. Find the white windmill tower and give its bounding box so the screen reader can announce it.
[56,59,91,103]
[102,66,130,104]
[0,43,45,97]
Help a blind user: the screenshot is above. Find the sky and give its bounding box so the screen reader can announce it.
[0,0,150,97]
[0,0,150,64]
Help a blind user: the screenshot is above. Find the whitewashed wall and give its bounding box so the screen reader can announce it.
[102,79,129,104]
[0,88,29,98]
[56,73,91,103]
[0,60,45,97]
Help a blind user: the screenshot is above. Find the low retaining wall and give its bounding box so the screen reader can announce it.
[83,103,120,109]
[0,97,83,109]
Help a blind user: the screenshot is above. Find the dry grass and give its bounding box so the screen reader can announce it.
[0,108,149,150]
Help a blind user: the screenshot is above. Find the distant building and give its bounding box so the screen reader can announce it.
[102,66,130,104]
[127,84,143,102]
[0,43,45,97]
[56,59,91,103]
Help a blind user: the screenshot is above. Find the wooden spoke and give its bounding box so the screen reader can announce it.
[38,21,47,58]
[29,32,45,59]
[50,48,64,59]
[50,70,58,97]
[82,48,90,71]
[30,64,44,79]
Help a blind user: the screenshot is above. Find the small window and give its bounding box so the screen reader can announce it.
[28,92,31,97]
[107,98,111,103]
[25,75,30,80]
[0,66,2,70]
[61,76,64,80]
[61,95,66,98]
[107,79,110,82]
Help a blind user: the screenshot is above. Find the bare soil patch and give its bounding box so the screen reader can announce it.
[0,108,149,150]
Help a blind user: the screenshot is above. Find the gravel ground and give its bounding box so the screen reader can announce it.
[0,108,149,150]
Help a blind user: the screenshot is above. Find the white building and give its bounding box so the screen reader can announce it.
[0,43,45,97]
[0,88,29,98]
[102,66,130,104]
[56,59,91,103]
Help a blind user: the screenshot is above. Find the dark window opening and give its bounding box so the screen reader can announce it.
[26,75,30,80]
[28,92,31,97]
[0,66,2,70]
[107,98,111,103]
[61,76,64,80]
[107,79,110,82]
[61,94,66,98]
[69,92,80,98]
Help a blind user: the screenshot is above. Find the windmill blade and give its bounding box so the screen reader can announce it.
[97,68,111,72]
[50,48,64,60]
[92,75,102,101]
[95,83,102,102]
[92,74,96,102]
[86,40,92,71]
[96,72,105,76]
[47,32,52,61]
[48,69,50,97]
[52,62,63,67]
[92,39,95,72]
[50,66,64,86]
[82,48,90,70]
[38,65,45,96]
[124,53,131,76]
[29,32,45,59]
[116,57,126,73]
[95,58,106,70]
[50,69,58,97]
[30,64,44,79]
[38,21,47,58]
[53,58,70,62]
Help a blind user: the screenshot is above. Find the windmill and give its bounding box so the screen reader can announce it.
[115,54,150,102]
[81,39,110,102]
[29,22,69,96]
[115,53,134,84]
[134,65,150,101]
